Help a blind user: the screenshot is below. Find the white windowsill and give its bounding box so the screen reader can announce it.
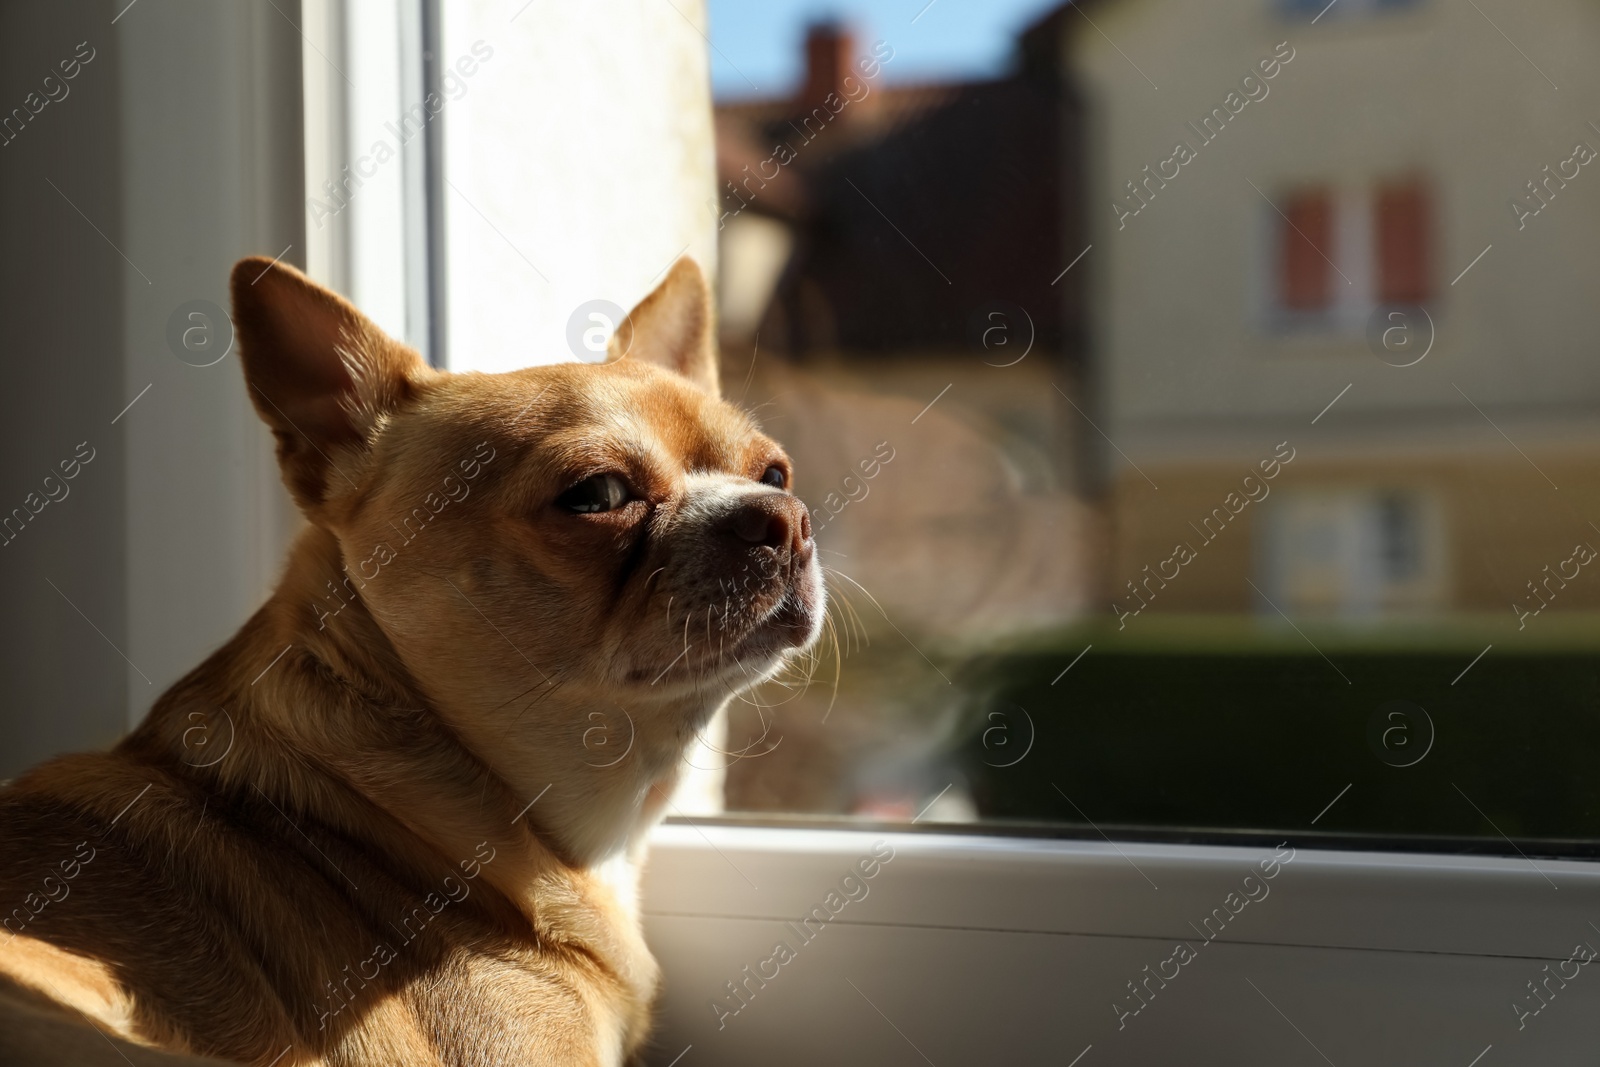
[640,823,1600,1066]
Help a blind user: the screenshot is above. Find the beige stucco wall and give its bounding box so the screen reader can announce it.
[1113,455,1600,616]
[1064,0,1600,466]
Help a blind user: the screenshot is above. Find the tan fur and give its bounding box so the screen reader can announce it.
[0,972,237,1066]
[0,257,821,1066]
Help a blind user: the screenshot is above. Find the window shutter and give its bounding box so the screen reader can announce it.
[1376,178,1431,303]
[1281,188,1332,311]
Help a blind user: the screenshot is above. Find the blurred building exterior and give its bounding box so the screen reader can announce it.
[711,20,1099,642]
[717,1,1600,631]
[1054,0,1600,623]
[709,0,1600,814]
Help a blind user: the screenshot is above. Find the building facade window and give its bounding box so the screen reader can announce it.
[1269,176,1433,332]
[1258,488,1445,618]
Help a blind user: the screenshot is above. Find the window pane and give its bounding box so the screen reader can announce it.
[701,0,1600,854]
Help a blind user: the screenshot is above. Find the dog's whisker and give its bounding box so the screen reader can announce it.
[817,612,843,723]
[818,591,851,654]
[487,677,553,718]
[643,567,666,595]
[511,674,568,725]
[700,677,782,762]
[821,573,870,652]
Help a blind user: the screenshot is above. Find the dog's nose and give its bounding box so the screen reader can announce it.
[725,493,813,559]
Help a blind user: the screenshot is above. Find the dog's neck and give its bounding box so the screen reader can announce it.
[126,525,720,885]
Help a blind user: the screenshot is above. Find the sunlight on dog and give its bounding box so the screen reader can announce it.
[0,256,822,1066]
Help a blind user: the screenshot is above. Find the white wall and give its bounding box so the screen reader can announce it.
[0,2,129,773]
[439,0,719,373]
[119,1,305,721]
[0,1,305,770]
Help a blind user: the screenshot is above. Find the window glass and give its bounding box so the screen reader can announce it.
[694,0,1600,853]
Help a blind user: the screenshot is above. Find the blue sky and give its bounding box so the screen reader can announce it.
[704,0,1066,100]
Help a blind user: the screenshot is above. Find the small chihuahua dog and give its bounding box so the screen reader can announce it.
[0,256,822,1065]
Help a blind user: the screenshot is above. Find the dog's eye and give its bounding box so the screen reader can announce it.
[558,473,631,514]
[759,465,787,489]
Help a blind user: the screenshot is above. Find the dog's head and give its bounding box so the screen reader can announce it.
[229,257,822,856]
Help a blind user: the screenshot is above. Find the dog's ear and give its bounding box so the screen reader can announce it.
[230,256,429,514]
[608,257,719,396]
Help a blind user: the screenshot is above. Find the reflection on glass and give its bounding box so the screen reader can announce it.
[705,0,1600,851]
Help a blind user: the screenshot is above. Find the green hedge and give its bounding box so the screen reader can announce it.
[956,650,1600,844]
